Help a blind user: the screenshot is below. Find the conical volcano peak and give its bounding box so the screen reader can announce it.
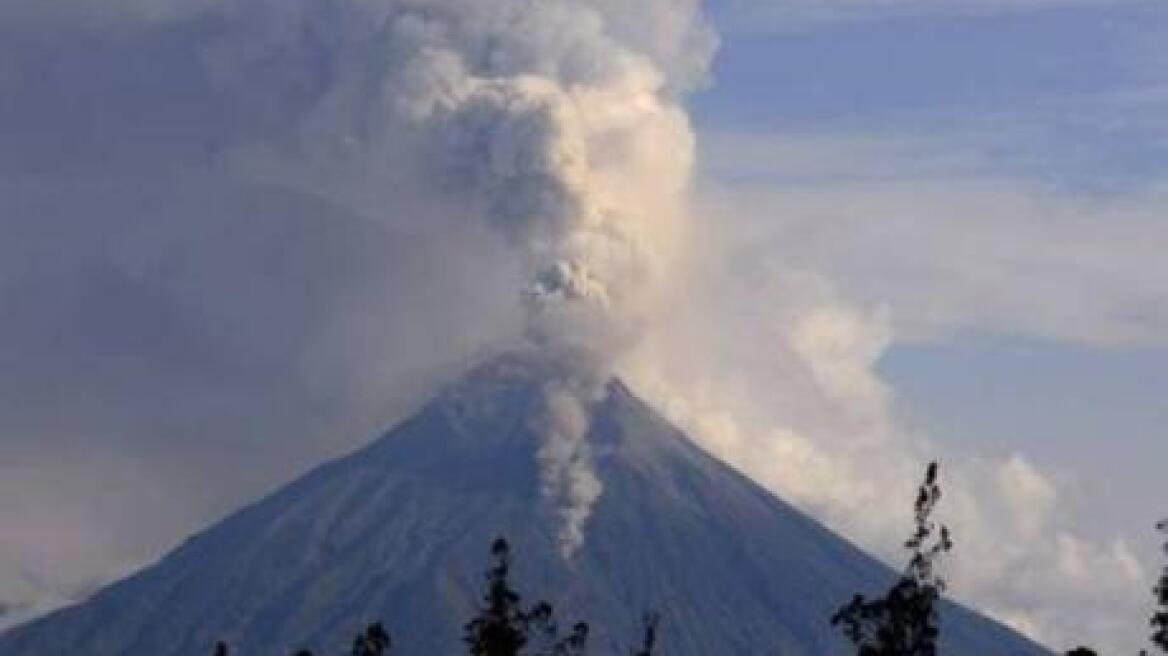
[429,348,619,560]
[421,350,688,469]
[384,349,609,455]
[0,353,1052,656]
[442,347,614,401]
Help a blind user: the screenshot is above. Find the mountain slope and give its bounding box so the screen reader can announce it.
[0,354,1050,655]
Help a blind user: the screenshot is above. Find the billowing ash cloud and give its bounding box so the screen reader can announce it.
[256,0,705,350]
[0,0,716,597]
[620,234,1150,653]
[337,0,710,547]
[299,0,711,546]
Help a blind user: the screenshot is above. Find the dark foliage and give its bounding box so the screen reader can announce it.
[549,621,590,656]
[210,538,600,656]
[1065,648,1097,656]
[1152,520,1168,654]
[831,461,954,656]
[631,612,660,656]
[224,621,391,656]
[463,537,589,656]
[352,622,393,656]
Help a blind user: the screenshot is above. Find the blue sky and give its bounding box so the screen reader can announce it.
[697,0,1168,189]
[689,0,1168,546]
[882,338,1168,540]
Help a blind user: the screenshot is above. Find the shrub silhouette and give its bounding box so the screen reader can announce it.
[210,538,602,656]
[631,612,660,656]
[1151,520,1168,654]
[463,537,589,656]
[352,622,393,656]
[218,621,392,656]
[831,461,953,656]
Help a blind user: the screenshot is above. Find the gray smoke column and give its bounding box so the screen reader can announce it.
[0,0,717,612]
[347,0,711,551]
[384,2,705,348]
[221,0,714,554]
[177,0,713,554]
[213,0,712,317]
[209,1,713,311]
[533,377,604,558]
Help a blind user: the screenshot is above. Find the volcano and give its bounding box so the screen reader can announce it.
[0,353,1049,655]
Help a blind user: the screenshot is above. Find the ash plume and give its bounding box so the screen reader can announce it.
[212,0,713,554]
[0,0,717,596]
[370,0,704,351]
[327,0,710,549]
[209,0,710,340]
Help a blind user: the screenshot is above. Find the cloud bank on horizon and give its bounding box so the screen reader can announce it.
[0,0,1162,652]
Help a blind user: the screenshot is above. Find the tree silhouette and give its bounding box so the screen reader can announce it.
[1151,519,1168,654]
[463,537,589,656]
[1065,648,1097,656]
[220,621,389,656]
[352,621,393,656]
[631,612,660,656]
[464,538,530,656]
[831,461,954,656]
[548,621,589,656]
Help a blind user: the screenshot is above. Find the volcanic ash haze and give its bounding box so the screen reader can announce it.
[252,0,711,329]
[210,0,713,556]
[294,0,712,556]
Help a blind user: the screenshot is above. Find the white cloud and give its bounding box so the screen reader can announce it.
[615,124,1166,648]
[695,134,1168,346]
[621,257,1149,652]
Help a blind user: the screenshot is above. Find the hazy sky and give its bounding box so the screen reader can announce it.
[0,0,1165,652]
[680,1,1167,648]
[696,0,1168,537]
